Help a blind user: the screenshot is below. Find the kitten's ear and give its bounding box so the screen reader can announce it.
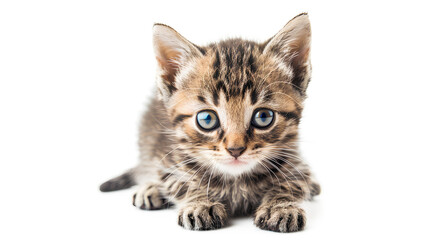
[263,13,312,95]
[153,24,203,98]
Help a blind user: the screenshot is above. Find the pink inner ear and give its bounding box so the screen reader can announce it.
[292,41,310,66]
[156,43,182,84]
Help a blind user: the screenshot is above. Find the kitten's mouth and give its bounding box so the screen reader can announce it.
[215,156,258,176]
[224,156,251,166]
[228,159,247,166]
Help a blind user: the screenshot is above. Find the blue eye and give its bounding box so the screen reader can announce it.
[196,110,219,130]
[252,109,274,128]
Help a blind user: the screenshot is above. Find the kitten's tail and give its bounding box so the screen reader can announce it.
[99,169,136,192]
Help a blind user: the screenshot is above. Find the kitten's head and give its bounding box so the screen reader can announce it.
[153,13,311,177]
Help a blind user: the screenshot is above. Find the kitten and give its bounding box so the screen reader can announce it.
[100,13,320,233]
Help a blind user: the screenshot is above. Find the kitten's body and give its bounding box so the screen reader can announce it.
[101,13,320,232]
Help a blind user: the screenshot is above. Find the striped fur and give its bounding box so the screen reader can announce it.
[101,13,320,233]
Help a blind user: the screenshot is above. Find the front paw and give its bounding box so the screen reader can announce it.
[254,203,306,233]
[132,184,168,210]
[178,202,227,230]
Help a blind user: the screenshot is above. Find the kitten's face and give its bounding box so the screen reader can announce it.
[153,15,311,177]
[167,46,302,176]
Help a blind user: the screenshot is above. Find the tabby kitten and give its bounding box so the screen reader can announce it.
[100,13,320,233]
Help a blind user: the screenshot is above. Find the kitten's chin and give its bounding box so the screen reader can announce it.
[212,157,259,177]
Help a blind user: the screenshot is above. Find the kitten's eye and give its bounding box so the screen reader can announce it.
[252,109,274,128]
[196,110,219,131]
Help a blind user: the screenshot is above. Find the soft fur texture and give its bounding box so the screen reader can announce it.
[100,13,320,232]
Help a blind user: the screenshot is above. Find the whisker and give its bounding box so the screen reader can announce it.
[259,158,282,189]
[271,156,311,195]
[263,80,303,92]
[183,164,206,200]
[262,146,312,195]
[168,164,200,202]
[206,163,216,197]
[162,157,197,181]
[257,161,276,188]
[260,155,294,196]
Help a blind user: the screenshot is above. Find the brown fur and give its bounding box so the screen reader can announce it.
[101,13,320,233]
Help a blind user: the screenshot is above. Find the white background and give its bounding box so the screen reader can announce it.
[1,0,428,239]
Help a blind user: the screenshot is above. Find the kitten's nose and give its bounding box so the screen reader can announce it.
[227,147,246,158]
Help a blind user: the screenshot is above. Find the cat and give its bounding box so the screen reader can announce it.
[100,13,320,233]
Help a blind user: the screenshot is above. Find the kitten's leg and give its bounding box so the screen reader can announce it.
[132,183,169,210]
[254,180,310,233]
[163,170,228,230]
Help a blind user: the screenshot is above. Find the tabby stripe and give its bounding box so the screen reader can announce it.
[190,131,214,143]
[224,48,233,69]
[217,129,225,141]
[246,126,254,140]
[260,125,283,143]
[212,50,220,79]
[241,80,254,99]
[167,84,177,94]
[216,80,229,101]
[262,89,273,102]
[172,114,192,126]
[212,91,219,106]
[248,53,257,73]
[278,111,300,120]
[250,89,258,105]
[197,95,206,103]
[282,132,298,142]
[174,184,189,200]
[161,173,169,181]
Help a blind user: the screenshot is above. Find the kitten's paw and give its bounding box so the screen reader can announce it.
[254,203,306,233]
[178,202,227,230]
[132,184,168,210]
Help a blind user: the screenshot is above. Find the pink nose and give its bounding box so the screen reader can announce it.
[227,147,246,158]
